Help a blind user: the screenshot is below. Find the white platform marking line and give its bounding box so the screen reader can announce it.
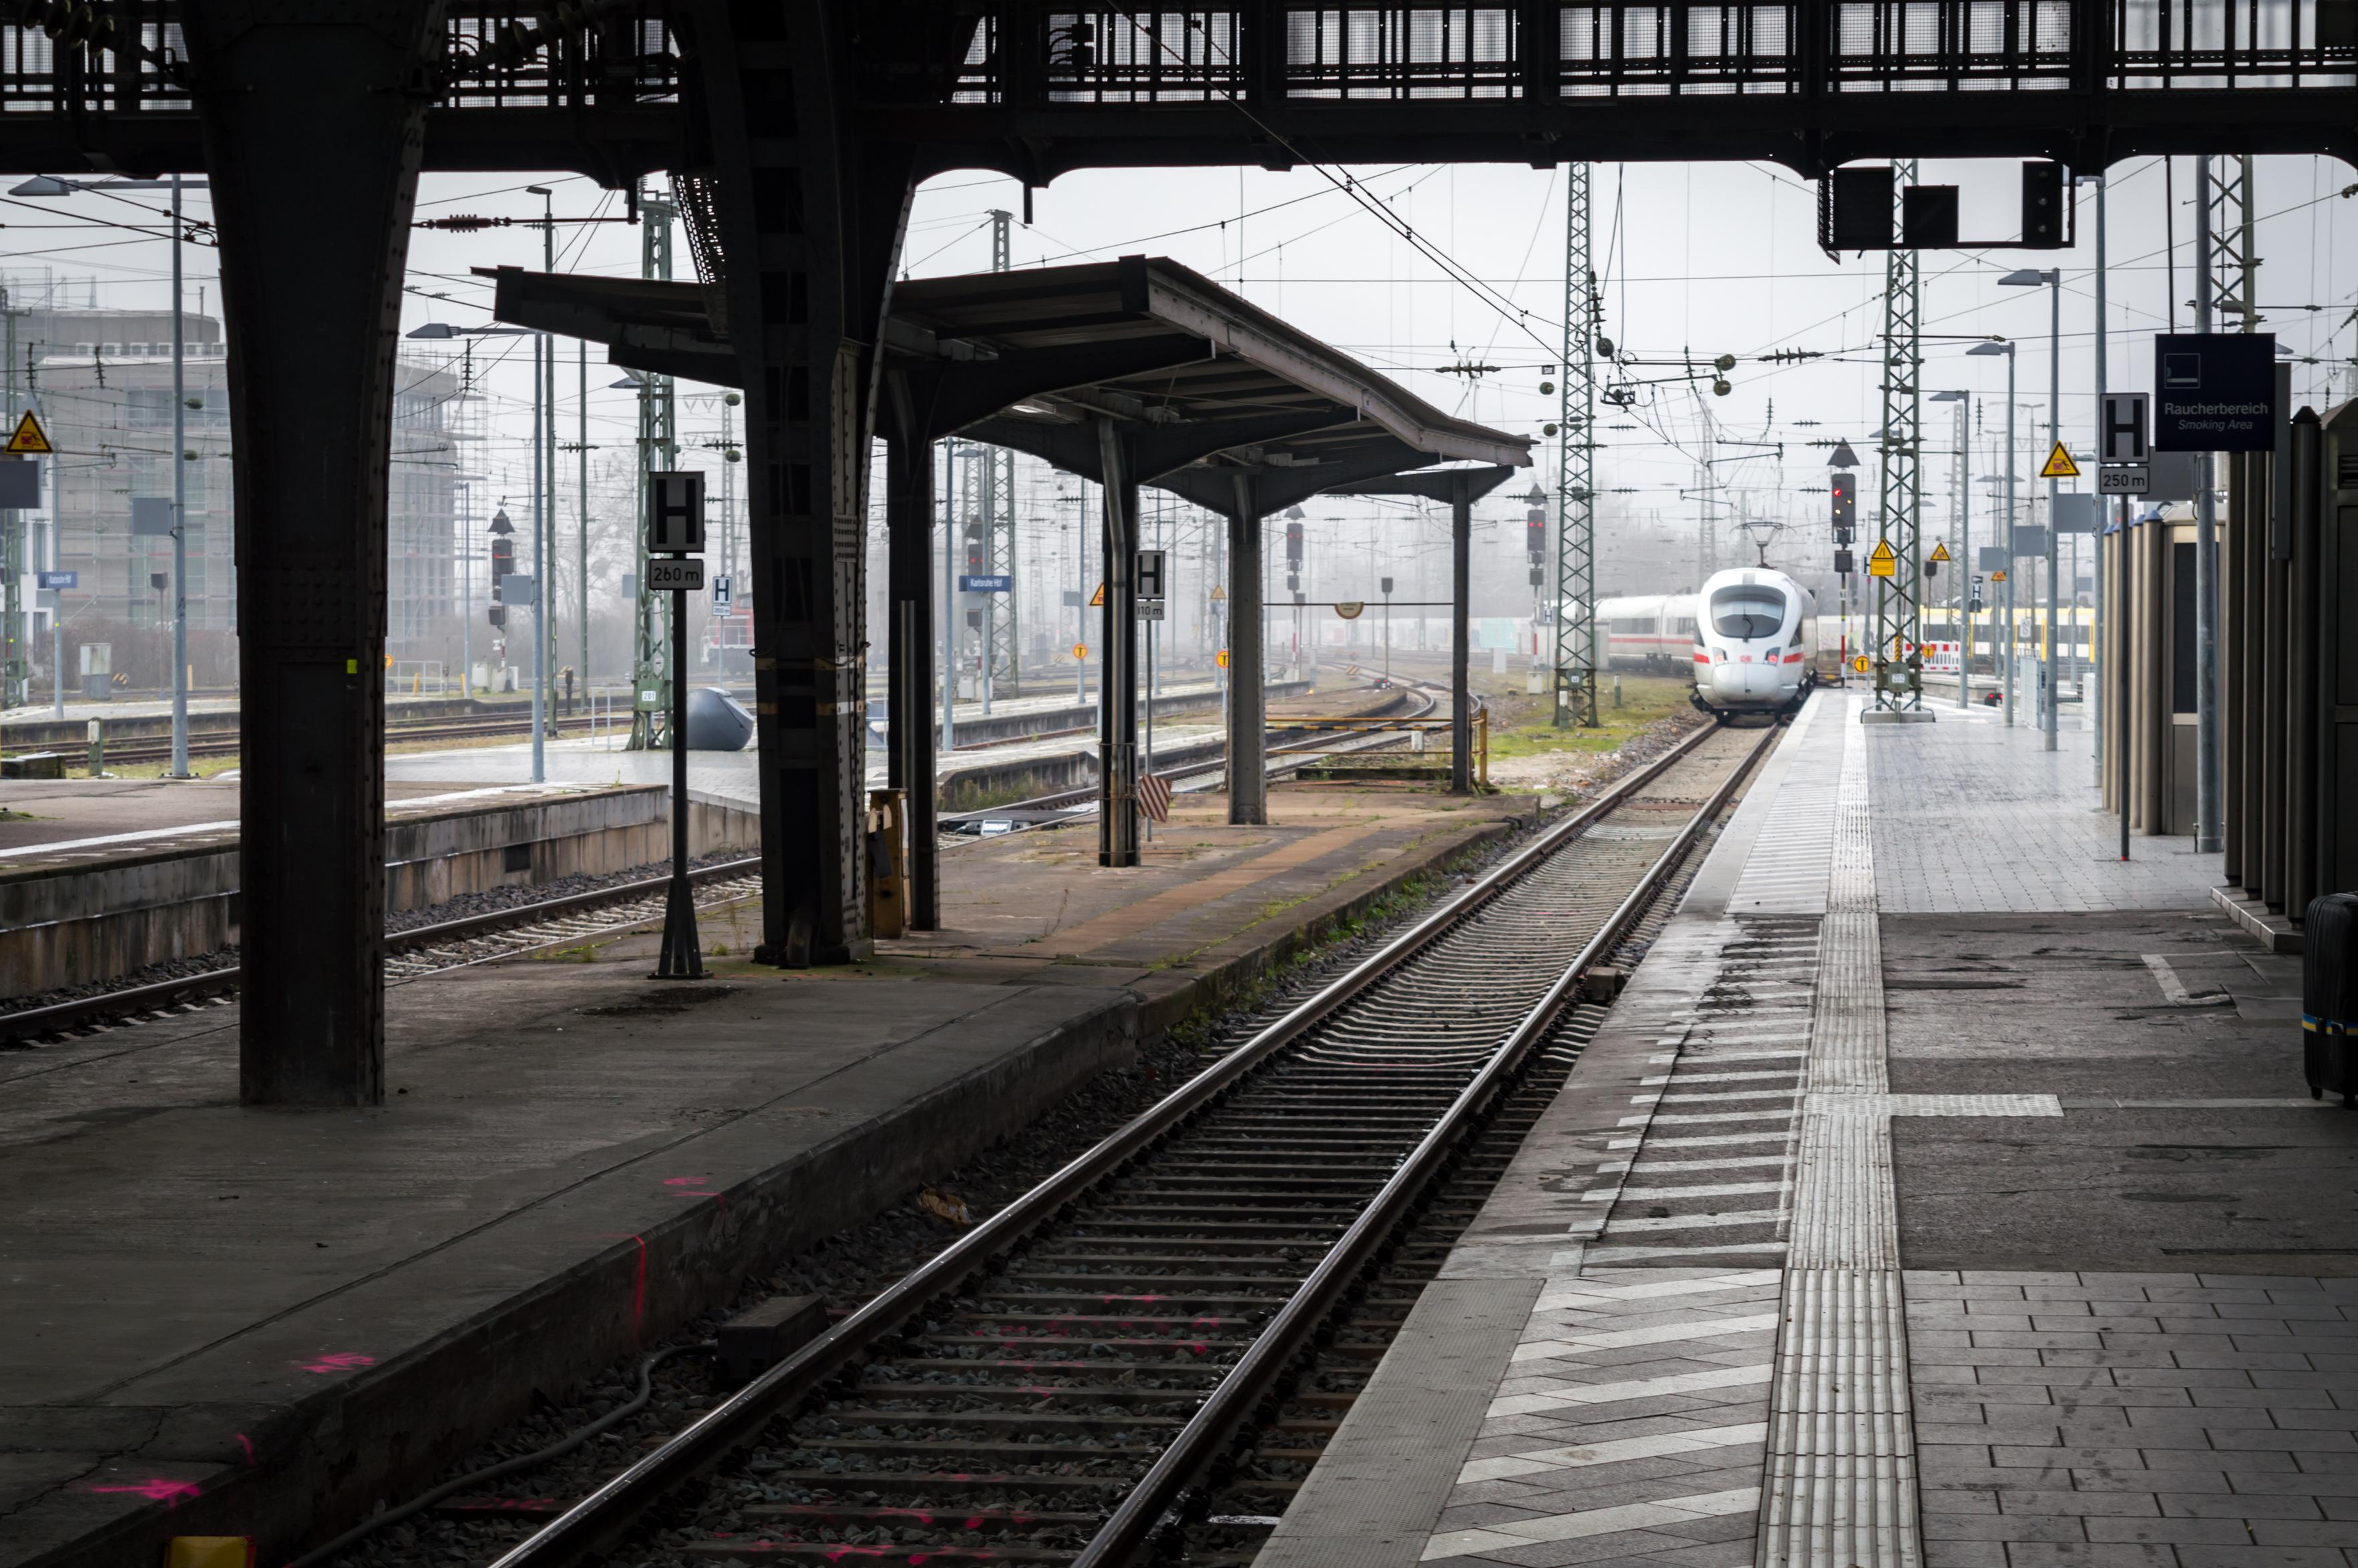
[2139,952,2233,1007]
[1583,1241,1790,1264]
[1456,1421,1768,1485]
[1535,1269,1778,1308]
[1601,1207,1788,1233]
[1613,1153,1792,1175]
[1585,1178,1791,1202]
[1488,1362,1774,1418]
[1616,1131,1793,1149]
[1422,1487,1764,1561]
[1509,1312,1782,1360]
[1641,1068,1802,1085]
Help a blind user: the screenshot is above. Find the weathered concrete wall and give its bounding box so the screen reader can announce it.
[0,785,762,997]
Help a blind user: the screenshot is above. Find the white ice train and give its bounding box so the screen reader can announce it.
[1596,567,1818,718]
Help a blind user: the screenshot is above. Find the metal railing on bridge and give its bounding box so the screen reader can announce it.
[1,3,2344,124]
[912,1,2353,106]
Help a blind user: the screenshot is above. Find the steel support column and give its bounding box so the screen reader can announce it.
[692,2,914,964]
[1872,160,1925,713]
[184,4,440,1105]
[1452,473,1472,793]
[884,420,938,929]
[1227,473,1267,826]
[1553,162,1600,729]
[1097,419,1139,866]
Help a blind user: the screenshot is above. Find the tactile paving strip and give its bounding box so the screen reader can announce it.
[1756,707,1923,1568]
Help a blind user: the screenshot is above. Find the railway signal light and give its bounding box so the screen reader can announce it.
[1285,521,1304,565]
[1525,506,1546,562]
[1830,471,1856,532]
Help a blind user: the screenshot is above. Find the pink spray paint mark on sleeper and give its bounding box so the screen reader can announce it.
[86,1478,200,1505]
[296,1352,375,1375]
[233,1432,255,1467]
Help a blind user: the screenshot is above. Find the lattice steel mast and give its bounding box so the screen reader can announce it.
[1871,160,1924,713]
[2206,154,2259,333]
[1551,163,1600,728]
[984,208,1020,701]
[627,184,679,749]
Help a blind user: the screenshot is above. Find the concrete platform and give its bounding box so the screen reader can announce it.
[0,772,1542,1568]
[0,781,761,1001]
[1260,693,2358,1568]
[0,776,466,857]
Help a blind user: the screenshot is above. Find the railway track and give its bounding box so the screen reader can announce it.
[0,857,763,1046]
[79,710,610,767]
[467,715,1775,1568]
[939,682,1446,834]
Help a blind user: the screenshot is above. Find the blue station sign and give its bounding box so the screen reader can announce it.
[959,574,1012,593]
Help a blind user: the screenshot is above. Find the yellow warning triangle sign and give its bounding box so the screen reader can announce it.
[1089,581,1105,607]
[2039,441,2080,479]
[1866,538,1897,578]
[1209,584,1227,601]
[1929,540,1952,564]
[5,410,51,455]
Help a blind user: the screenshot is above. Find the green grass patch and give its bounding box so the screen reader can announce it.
[1482,673,1694,761]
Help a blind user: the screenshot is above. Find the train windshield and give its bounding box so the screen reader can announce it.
[1708,585,1787,640]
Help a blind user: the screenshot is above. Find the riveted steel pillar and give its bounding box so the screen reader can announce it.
[184,3,441,1106]
[1097,419,1139,867]
[690,1,912,964]
[1226,473,1266,826]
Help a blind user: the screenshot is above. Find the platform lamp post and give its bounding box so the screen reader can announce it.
[1967,339,2018,727]
[645,468,707,980]
[1929,391,1969,706]
[1999,268,2062,751]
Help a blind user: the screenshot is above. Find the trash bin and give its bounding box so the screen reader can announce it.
[2302,893,2358,1107]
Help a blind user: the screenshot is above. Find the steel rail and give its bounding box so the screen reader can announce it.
[0,855,763,1044]
[938,683,1444,827]
[1072,716,1781,1566]
[483,715,1730,1568]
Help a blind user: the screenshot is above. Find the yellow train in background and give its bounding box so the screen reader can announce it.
[1812,607,2100,680]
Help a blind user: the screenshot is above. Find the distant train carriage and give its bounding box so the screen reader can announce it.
[1596,594,1699,670]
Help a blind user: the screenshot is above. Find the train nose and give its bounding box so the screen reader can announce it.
[1710,660,1774,701]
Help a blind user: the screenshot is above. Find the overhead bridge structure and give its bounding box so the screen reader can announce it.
[15,2,2344,1107]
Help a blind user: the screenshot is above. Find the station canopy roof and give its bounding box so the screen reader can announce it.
[477,254,1528,518]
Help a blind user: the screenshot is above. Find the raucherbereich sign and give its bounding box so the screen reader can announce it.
[2152,333,2279,453]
